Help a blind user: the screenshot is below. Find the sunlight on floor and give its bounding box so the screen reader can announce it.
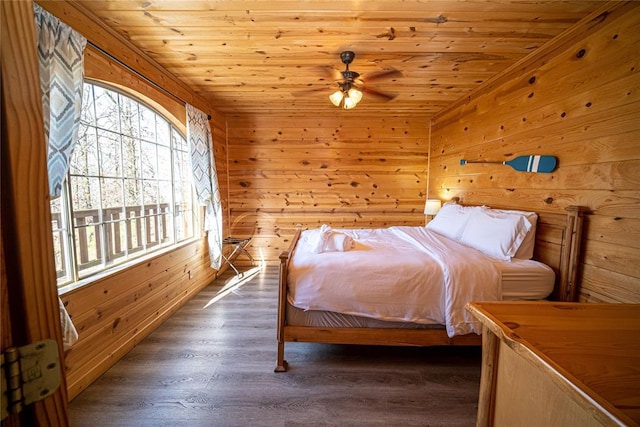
[203,248,266,309]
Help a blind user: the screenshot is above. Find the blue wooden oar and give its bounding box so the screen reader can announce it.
[460,155,557,173]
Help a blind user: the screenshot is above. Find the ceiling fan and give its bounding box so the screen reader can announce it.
[295,51,402,109]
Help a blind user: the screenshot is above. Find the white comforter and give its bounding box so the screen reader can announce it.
[288,226,501,337]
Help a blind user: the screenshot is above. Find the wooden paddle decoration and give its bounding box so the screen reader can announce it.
[460,155,557,173]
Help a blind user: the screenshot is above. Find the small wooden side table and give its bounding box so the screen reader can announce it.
[466,301,640,427]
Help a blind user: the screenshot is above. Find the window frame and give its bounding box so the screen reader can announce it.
[54,79,200,291]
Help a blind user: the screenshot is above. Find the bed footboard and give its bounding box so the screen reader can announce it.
[275,229,301,372]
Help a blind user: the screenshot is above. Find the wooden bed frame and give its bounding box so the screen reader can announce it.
[275,205,586,372]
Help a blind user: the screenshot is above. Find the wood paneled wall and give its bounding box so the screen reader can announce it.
[37,1,229,400]
[226,114,429,262]
[429,2,640,303]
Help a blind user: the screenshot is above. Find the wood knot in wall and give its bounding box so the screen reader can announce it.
[376,28,396,40]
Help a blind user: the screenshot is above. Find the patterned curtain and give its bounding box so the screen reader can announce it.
[187,104,223,269]
[34,3,86,350]
[33,3,87,197]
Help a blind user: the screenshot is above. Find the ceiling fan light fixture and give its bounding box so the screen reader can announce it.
[342,87,362,109]
[329,90,344,107]
[343,94,358,110]
[347,88,363,104]
[330,86,363,109]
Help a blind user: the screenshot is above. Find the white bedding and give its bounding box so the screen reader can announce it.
[500,259,555,300]
[288,226,503,337]
[286,258,555,330]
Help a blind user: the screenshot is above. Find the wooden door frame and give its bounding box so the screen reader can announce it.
[1,1,69,425]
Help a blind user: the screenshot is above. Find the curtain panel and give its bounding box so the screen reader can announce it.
[187,104,223,269]
[34,3,86,350]
[33,2,86,197]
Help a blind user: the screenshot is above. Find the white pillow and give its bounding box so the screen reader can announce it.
[491,209,538,259]
[459,209,532,261]
[426,203,486,241]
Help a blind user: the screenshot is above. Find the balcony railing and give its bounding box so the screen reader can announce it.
[52,203,171,276]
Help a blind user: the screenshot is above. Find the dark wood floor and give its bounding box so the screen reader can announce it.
[69,265,482,426]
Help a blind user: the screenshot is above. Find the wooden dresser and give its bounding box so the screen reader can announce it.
[466,302,640,427]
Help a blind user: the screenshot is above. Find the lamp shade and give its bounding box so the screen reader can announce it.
[347,88,363,104]
[424,199,442,215]
[343,95,358,109]
[329,90,344,107]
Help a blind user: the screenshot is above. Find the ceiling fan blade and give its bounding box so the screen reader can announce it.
[361,87,398,101]
[292,86,331,97]
[314,65,343,81]
[362,68,403,82]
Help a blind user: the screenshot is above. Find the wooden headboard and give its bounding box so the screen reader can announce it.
[533,206,586,302]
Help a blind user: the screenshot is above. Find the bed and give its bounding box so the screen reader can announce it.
[275,202,585,372]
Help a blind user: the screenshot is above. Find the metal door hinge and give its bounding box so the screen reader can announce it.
[1,339,61,420]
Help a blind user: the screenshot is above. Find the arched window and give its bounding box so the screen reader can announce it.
[51,81,196,287]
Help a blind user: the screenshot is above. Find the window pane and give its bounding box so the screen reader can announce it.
[101,178,124,210]
[81,83,95,125]
[74,216,102,274]
[141,141,157,179]
[143,180,158,206]
[158,184,173,244]
[50,198,70,283]
[157,146,171,179]
[172,128,187,151]
[71,176,101,211]
[70,126,99,176]
[139,105,156,141]
[144,212,159,247]
[172,131,194,242]
[98,130,122,178]
[158,181,172,206]
[157,119,170,147]
[106,220,127,263]
[119,94,139,139]
[172,149,188,187]
[124,178,142,209]
[127,215,142,253]
[174,194,193,241]
[94,85,120,132]
[122,137,140,179]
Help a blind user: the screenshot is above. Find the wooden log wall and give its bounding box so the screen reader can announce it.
[226,114,429,262]
[429,2,640,304]
[37,1,229,400]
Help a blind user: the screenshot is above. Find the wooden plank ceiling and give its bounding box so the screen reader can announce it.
[73,0,603,118]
